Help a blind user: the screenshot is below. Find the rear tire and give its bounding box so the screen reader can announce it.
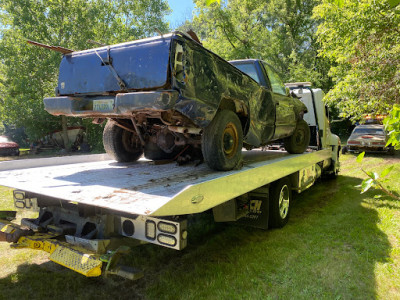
[103,121,143,162]
[269,178,292,228]
[284,119,310,154]
[202,110,243,171]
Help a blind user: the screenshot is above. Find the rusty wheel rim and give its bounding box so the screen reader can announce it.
[122,130,139,152]
[222,122,239,159]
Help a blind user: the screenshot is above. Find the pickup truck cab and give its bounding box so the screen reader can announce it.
[44,32,309,170]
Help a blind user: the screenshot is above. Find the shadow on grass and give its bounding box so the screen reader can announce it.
[141,175,391,299]
[0,175,392,299]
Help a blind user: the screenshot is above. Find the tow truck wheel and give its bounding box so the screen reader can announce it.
[103,121,143,162]
[269,178,292,228]
[202,110,243,171]
[284,119,310,154]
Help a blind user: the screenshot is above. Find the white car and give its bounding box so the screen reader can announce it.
[342,124,394,155]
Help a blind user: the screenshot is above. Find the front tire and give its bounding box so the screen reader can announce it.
[103,121,143,162]
[284,119,310,154]
[269,178,292,228]
[202,110,243,171]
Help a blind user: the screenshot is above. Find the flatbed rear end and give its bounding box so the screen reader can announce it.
[0,148,335,279]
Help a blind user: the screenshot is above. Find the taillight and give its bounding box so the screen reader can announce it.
[348,140,361,145]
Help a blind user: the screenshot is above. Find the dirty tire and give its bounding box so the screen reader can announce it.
[284,119,310,154]
[269,178,292,228]
[144,141,181,160]
[103,121,143,162]
[202,110,243,171]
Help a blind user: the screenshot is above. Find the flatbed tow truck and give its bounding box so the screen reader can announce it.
[0,84,340,280]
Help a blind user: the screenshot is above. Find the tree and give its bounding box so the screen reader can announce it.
[314,0,400,122]
[189,0,331,89]
[0,0,170,150]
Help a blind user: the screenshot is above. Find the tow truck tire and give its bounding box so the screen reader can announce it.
[202,110,243,171]
[284,119,310,154]
[269,178,292,228]
[103,121,143,162]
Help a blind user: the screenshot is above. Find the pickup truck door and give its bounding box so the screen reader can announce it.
[261,63,296,140]
[229,61,276,146]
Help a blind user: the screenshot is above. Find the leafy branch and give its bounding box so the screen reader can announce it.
[355,152,400,200]
[384,104,400,150]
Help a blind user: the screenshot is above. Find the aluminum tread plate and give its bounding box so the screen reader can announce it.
[0,150,331,216]
[49,246,102,277]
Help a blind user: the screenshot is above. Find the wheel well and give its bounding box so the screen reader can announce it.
[218,98,249,135]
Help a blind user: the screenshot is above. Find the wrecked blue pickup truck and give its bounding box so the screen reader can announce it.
[42,31,309,170]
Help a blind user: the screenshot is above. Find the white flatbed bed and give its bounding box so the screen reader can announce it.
[0,149,331,217]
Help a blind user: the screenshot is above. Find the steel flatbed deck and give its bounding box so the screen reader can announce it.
[0,149,331,217]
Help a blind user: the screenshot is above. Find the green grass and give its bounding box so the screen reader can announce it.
[0,152,399,299]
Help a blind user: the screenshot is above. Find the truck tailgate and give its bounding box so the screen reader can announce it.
[0,149,331,216]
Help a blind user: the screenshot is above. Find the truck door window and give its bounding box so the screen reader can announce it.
[231,63,261,84]
[262,63,287,96]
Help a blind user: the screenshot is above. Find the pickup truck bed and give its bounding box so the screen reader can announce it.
[0,149,331,217]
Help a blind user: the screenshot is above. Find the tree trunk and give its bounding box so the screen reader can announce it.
[61,115,71,151]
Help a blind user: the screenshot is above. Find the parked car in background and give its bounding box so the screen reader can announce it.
[0,136,20,156]
[342,124,394,155]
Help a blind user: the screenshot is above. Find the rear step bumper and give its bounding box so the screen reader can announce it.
[1,217,143,280]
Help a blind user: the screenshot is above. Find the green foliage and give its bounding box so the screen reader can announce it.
[356,151,365,163]
[206,0,221,5]
[355,152,399,199]
[191,0,332,89]
[0,0,169,144]
[314,0,400,122]
[384,104,400,149]
[389,0,400,8]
